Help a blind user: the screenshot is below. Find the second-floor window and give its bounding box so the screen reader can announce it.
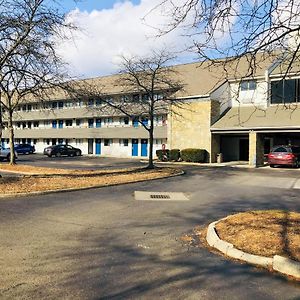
[240,80,257,91]
[66,120,73,127]
[271,79,300,104]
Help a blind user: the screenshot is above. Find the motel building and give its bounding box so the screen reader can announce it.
[1,51,300,167]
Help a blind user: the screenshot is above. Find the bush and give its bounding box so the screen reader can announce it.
[156,149,170,161]
[169,149,180,161]
[181,148,207,163]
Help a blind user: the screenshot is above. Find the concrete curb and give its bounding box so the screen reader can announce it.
[0,169,185,199]
[206,217,300,279]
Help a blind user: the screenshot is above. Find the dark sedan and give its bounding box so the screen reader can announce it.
[43,144,82,157]
[14,143,35,154]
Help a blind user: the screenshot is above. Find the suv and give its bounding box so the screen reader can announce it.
[14,143,35,154]
[267,145,300,168]
[0,146,17,161]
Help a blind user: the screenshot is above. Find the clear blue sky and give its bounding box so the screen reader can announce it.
[61,0,141,13]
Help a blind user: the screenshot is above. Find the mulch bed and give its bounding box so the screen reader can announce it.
[215,210,300,262]
[0,165,181,194]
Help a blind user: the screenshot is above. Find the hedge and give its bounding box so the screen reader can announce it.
[181,148,207,163]
[156,149,170,161]
[169,149,180,161]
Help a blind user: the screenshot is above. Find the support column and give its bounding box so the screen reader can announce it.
[210,134,220,163]
[249,131,264,167]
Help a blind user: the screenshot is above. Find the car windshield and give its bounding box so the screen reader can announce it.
[273,147,288,152]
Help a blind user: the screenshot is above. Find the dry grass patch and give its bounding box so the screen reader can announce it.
[215,210,300,262]
[0,164,137,175]
[0,167,181,194]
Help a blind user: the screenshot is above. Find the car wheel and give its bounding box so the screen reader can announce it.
[295,160,299,168]
[270,164,275,168]
[75,151,81,156]
[55,152,61,157]
[69,152,74,157]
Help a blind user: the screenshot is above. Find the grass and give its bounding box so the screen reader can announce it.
[0,165,182,195]
[215,210,300,262]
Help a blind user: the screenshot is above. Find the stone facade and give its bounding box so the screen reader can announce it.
[168,100,220,162]
[249,131,265,167]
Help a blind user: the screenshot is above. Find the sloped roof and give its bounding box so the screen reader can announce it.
[19,52,278,103]
[211,105,300,131]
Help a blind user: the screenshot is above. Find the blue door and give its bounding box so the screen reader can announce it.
[95,139,101,155]
[52,120,57,128]
[141,139,148,157]
[96,119,101,128]
[132,139,138,156]
[133,118,139,128]
[58,120,63,128]
[141,118,148,126]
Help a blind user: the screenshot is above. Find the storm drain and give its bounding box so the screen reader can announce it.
[134,191,189,201]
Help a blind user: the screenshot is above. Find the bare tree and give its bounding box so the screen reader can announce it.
[0,0,76,164]
[81,50,184,169]
[150,0,300,75]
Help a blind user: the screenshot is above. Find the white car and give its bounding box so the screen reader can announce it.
[0,146,17,161]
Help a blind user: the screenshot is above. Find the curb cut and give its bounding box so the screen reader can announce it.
[0,170,185,199]
[206,217,300,279]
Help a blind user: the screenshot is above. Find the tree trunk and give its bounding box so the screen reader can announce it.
[8,112,16,165]
[147,115,155,169]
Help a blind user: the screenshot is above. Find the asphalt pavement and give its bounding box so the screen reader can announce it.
[1,159,300,299]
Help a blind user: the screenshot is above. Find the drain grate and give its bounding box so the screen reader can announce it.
[134,191,189,201]
[150,194,171,199]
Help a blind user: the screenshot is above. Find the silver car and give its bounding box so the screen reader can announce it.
[0,146,18,161]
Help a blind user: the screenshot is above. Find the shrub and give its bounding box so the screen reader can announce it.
[156,149,170,161]
[181,148,207,163]
[169,149,180,161]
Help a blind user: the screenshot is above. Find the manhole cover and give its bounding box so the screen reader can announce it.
[134,191,189,201]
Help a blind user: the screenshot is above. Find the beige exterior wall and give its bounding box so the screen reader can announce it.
[168,100,220,162]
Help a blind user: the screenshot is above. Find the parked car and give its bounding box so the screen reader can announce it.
[267,145,300,168]
[43,144,82,157]
[0,146,18,161]
[14,143,35,154]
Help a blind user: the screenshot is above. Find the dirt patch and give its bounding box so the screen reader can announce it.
[0,167,181,195]
[215,210,300,262]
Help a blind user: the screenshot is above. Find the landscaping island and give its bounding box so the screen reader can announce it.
[0,165,182,195]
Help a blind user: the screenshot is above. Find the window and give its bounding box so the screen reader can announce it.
[271,79,300,104]
[142,94,149,101]
[88,119,94,128]
[65,120,73,127]
[132,94,140,102]
[76,119,81,126]
[52,102,58,109]
[273,146,288,152]
[104,139,112,146]
[33,139,37,145]
[58,101,64,109]
[27,104,32,111]
[240,80,257,91]
[96,118,101,128]
[96,98,102,106]
[33,121,39,128]
[43,139,50,145]
[124,117,129,125]
[27,122,32,129]
[88,99,94,107]
[75,139,83,145]
[119,139,129,146]
[17,122,21,128]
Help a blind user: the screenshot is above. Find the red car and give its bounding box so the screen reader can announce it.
[268,145,300,168]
